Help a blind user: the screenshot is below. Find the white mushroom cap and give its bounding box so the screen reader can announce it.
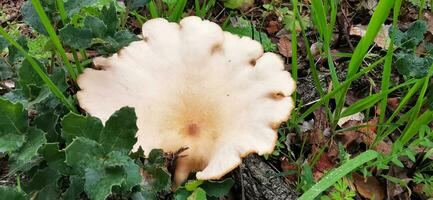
[77,16,296,185]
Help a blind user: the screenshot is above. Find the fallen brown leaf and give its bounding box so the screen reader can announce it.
[352,172,385,200]
[387,97,399,110]
[266,20,281,34]
[277,36,292,58]
[280,157,298,182]
[350,24,391,49]
[424,12,433,35]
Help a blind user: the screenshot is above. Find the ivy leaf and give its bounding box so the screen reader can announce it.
[131,0,150,9]
[100,2,119,36]
[17,59,45,98]
[174,187,192,200]
[26,167,60,192]
[185,180,204,191]
[224,19,276,52]
[100,107,137,153]
[0,35,8,51]
[62,175,84,200]
[104,151,130,167]
[84,167,124,200]
[64,0,99,17]
[187,188,207,200]
[395,52,432,78]
[35,183,60,200]
[34,112,60,142]
[147,149,166,166]
[59,24,93,49]
[391,20,427,49]
[39,143,69,174]
[143,149,171,192]
[9,127,46,170]
[65,137,105,172]
[8,36,27,63]
[61,112,103,144]
[0,186,26,200]
[403,20,427,48]
[0,98,27,153]
[84,15,108,38]
[0,60,13,80]
[200,178,234,197]
[21,1,48,35]
[123,159,142,191]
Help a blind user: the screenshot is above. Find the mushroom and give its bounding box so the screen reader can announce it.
[77,16,296,186]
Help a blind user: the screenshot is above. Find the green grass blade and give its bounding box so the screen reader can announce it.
[296,9,325,97]
[299,57,386,121]
[399,110,433,145]
[169,0,187,22]
[291,0,299,122]
[379,0,402,125]
[310,0,327,39]
[148,0,159,18]
[0,27,77,113]
[31,0,77,81]
[333,0,394,128]
[341,79,416,117]
[298,150,378,200]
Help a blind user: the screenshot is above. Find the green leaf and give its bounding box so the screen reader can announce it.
[391,157,404,167]
[64,0,99,16]
[147,149,165,166]
[427,82,433,110]
[395,52,432,78]
[35,183,60,200]
[174,187,191,200]
[298,150,379,200]
[185,180,204,191]
[0,35,7,50]
[200,178,235,197]
[100,2,119,36]
[65,137,105,172]
[8,36,27,63]
[59,24,93,49]
[187,188,207,200]
[222,0,248,9]
[17,59,45,97]
[62,175,84,200]
[26,167,60,192]
[84,15,108,38]
[21,1,48,35]
[100,107,137,153]
[9,127,46,170]
[61,112,103,144]
[0,186,26,200]
[34,112,60,142]
[144,166,171,192]
[0,98,27,153]
[131,0,150,9]
[123,159,142,191]
[104,151,130,167]
[39,143,69,174]
[0,60,13,80]
[84,167,124,200]
[403,20,427,48]
[224,18,276,52]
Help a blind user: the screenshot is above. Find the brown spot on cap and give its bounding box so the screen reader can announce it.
[210,43,223,55]
[268,92,285,100]
[249,59,257,66]
[143,37,149,42]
